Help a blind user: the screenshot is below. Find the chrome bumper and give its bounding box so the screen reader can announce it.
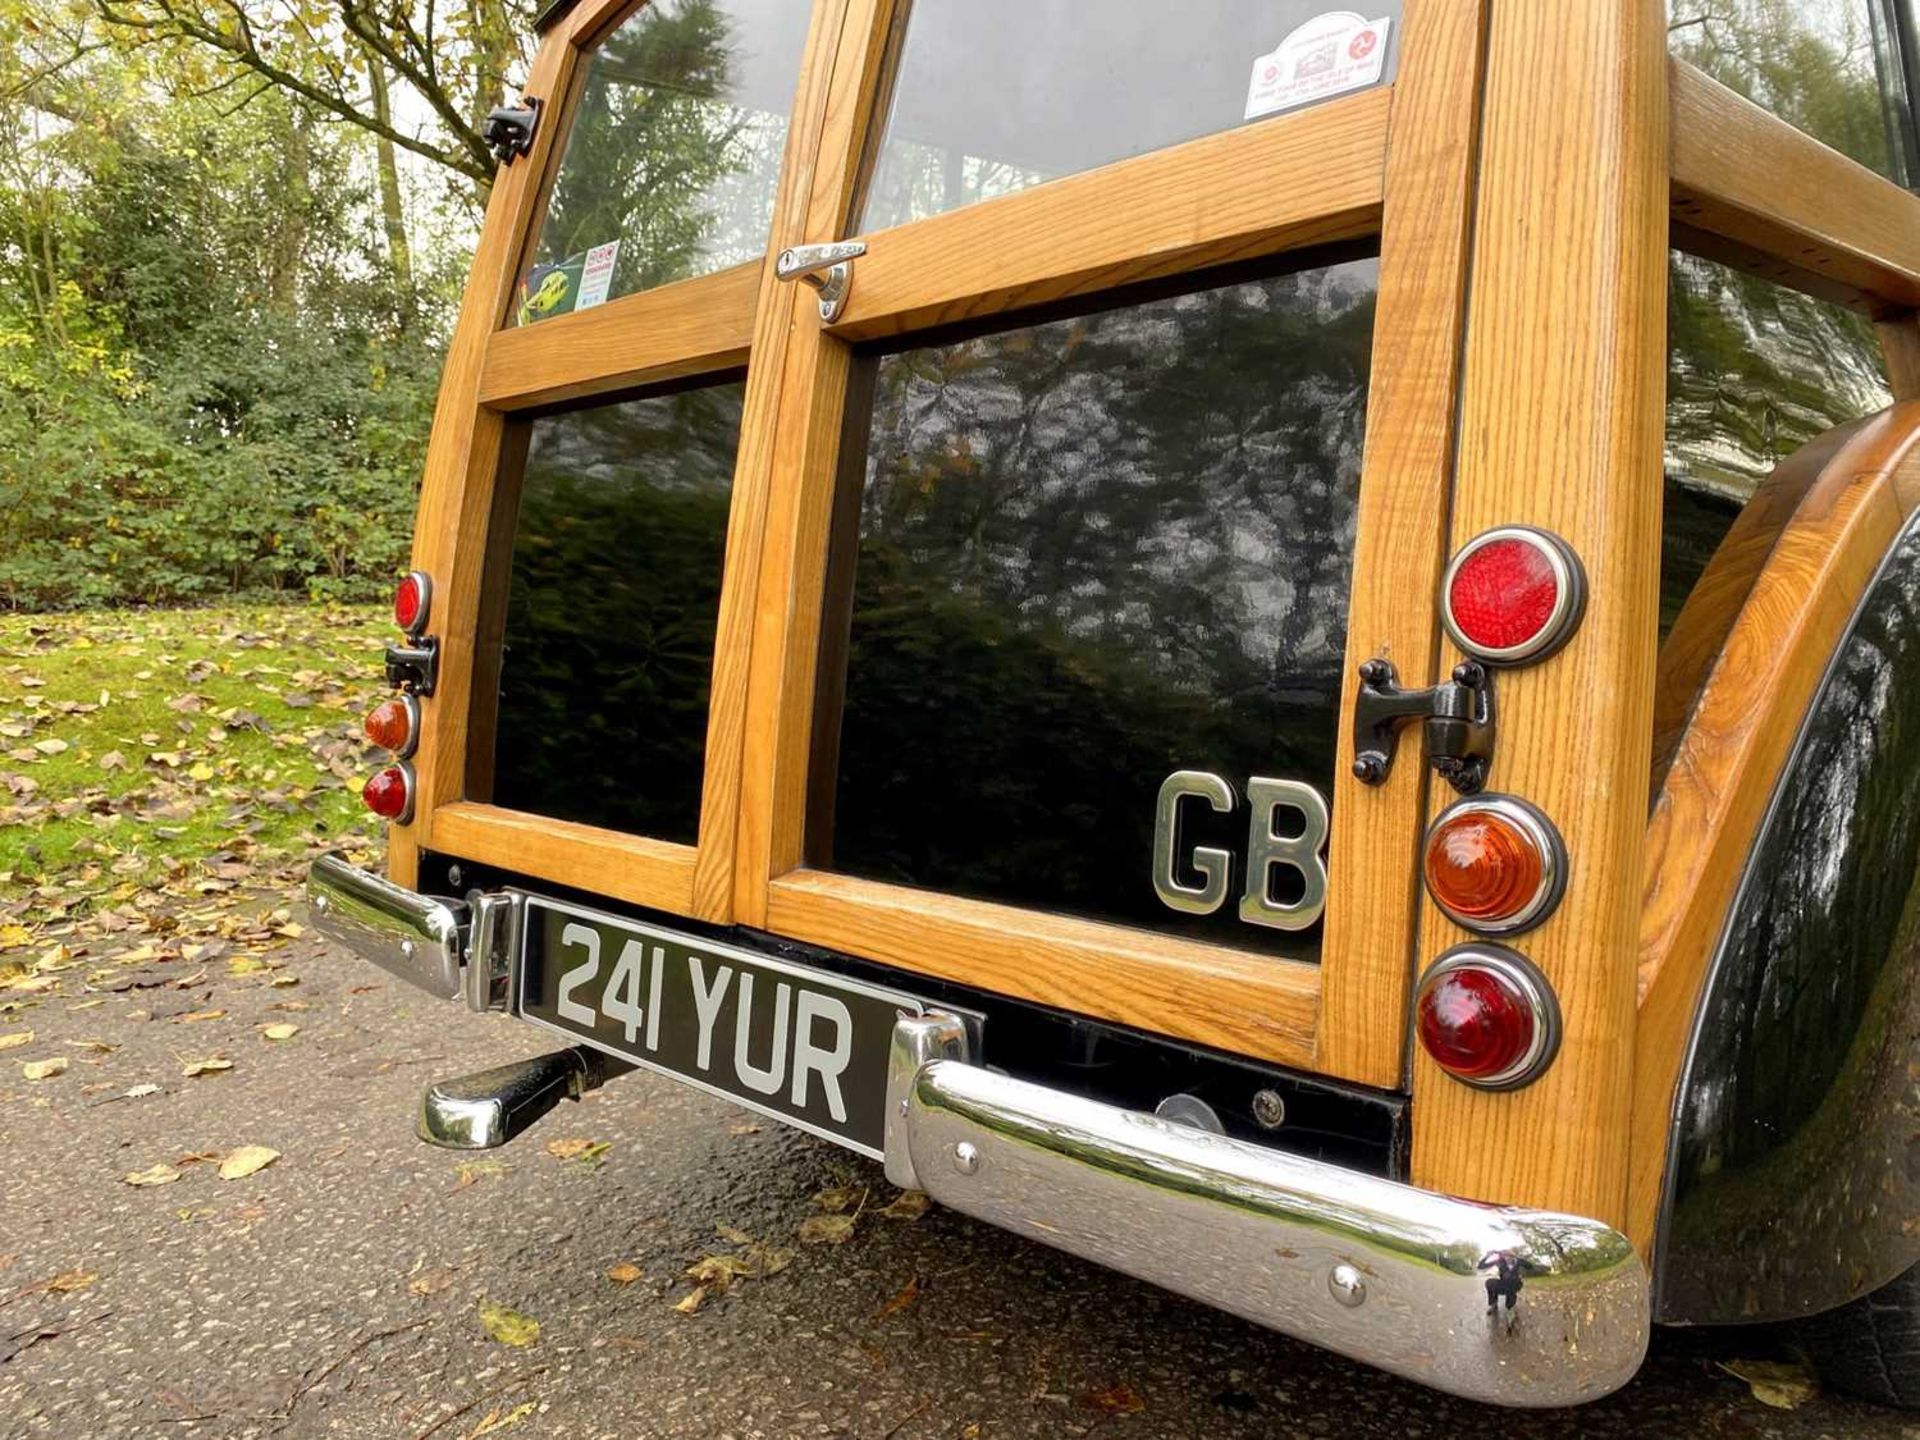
[307,859,1648,1406]
[307,852,467,1000]
[889,1014,1648,1408]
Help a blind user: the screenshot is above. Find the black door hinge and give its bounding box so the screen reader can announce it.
[386,637,440,697]
[484,96,542,164]
[1351,659,1496,795]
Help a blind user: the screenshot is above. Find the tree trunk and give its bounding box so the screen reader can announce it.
[268,107,311,311]
[368,62,416,316]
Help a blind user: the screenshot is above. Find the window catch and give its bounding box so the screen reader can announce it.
[775,240,866,323]
[1351,659,1496,795]
[484,96,542,165]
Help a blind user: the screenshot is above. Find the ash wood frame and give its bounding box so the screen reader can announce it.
[389,0,1920,1242]
[734,0,1489,1075]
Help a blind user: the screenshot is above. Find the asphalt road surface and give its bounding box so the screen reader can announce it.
[3,906,1915,1439]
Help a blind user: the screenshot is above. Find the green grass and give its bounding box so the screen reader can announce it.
[0,605,391,915]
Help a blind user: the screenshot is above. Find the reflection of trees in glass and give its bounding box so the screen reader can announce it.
[821,261,1377,956]
[1668,0,1915,183]
[526,0,791,313]
[1660,252,1892,636]
[489,384,744,845]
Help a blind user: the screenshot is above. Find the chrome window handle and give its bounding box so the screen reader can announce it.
[775,240,866,323]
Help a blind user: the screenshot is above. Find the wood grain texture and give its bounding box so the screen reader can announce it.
[1670,61,1920,313]
[399,16,586,872]
[1315,0,1488,1089]
[822,88,1390,342]
[1628,404,1920,1250]
[688,0,858,922]
[1408,0,1670,1227]
[1883,315,1920,401]
[433,802,698,914]
[766,870,1320,1067]
[727,0,902,926]
[476,262,758,410]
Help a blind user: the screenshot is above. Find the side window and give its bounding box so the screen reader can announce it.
[1667,0,1919,188]
[1661,252,1893,639]
[514,0,812,324]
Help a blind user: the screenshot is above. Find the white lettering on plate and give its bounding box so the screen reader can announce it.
[790,991,854,1123]
[574,239,620,310]
[688,955,733,1072]
[1245,12,1391,121]
[732,973,791,1097]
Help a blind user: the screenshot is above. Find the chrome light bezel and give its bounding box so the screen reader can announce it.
[1423,793,1567,935]
[1440,525,1586,666]
[1415,945,1562,1091]
[396,570,433,638]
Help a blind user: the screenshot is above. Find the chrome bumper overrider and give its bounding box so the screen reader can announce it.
[307,859,1648,1406]
[884,1014,1648,1408]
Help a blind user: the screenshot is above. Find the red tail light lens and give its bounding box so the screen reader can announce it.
[1441,527,1584,664]
[1415,948,1559,1090]
[362,763,414,824]
[394,571,431,636]
[364,695,419,758]
[1423,796,1564,934]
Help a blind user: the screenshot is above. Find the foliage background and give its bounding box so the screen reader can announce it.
[0,0,535,611]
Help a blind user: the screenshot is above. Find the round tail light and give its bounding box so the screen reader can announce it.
[362,763,415,824]
[1441,527,1585,665]
[1423,795,1565,935]
[1415,947,1560,1090]
[364,694,419,759]
[394,571,432,636]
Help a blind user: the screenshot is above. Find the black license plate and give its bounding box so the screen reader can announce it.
[514,896,924,1157]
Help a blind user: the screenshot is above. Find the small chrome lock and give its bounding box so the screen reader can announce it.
[774,240,866,323]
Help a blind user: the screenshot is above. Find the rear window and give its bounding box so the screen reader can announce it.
[478,380,745,844]
[806,256,1378,958]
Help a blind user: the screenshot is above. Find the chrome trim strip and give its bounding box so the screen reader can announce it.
[895,1045,1647,1407]
[306,853,465,1000]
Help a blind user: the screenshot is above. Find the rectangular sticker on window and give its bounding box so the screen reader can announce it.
[575,240,621,311]
[1245,12,1391,121]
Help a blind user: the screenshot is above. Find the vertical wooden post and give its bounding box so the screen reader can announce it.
[1882,315,1920,401]
[1409,0,1669,1228]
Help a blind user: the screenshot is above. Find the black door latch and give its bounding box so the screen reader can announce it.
[484,96,542,164]
[1351,658,1496,795]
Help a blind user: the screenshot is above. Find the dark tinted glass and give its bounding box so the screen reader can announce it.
[812,259,1379,958]
[860,1,1403,230]
[1661,252,1892,638]
[1667,0,1918,186]
[486,382,744,843]
[516,0,811,324]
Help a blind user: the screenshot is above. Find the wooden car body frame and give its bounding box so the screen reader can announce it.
[380,0,1920,1275]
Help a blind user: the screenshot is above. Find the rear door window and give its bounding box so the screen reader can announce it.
[808,256,1378,959]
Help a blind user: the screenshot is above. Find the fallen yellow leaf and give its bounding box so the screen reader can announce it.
[0,1029,34,1050]
[22,1057,68,1081]
[607,1262,643,1285]
[181,1057,233,1077]
[672,1285,710,1315]
[1718,1359,1817,1410]
[407,1267,457,1297]
[878,1190,931,1221]
[45,1270,97,1293]
[478,1299,540,1347]
[797,1213,856,1246]
[811,1183,865,1214]
[714,1223,754,1245]
[469,1401,536,1436]
[261,1023,299,1041]
[124,1163,181,1187]
[217,1145,281,1180]
[173,1008,226,1023]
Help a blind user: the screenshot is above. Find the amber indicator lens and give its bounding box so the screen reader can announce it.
[1441,527,1584,664]
[364,697,415,756]
[394,572,430,635]
[1416,966,1534,1082]
[361,764,413,822]
[1425,807,1544,925]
